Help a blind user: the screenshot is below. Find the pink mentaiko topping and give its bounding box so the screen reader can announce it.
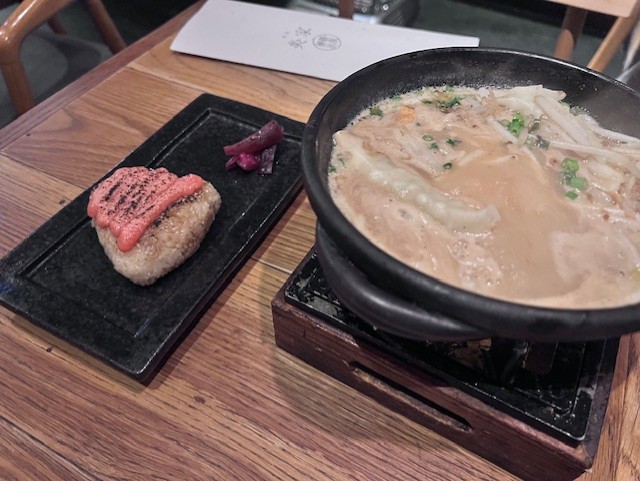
[87,167,204,252]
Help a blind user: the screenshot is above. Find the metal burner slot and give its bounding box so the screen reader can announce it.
[349,360,472,433]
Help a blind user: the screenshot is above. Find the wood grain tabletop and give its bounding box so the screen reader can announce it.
[0,2,638,480]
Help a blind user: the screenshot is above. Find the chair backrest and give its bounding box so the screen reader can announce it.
[0,0,125,116]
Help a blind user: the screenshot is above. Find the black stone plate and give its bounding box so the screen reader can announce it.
[0,94,304,382]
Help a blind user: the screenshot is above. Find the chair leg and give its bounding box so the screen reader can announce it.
[338,0,355,19]
[47,16,67,34]
[554,6,588,61]
[623,19,640,70]
[81,0,126,54]
[588,3,640,72]
[1,60,35,115]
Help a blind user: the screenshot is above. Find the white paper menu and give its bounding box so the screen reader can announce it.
[171,0,479,82]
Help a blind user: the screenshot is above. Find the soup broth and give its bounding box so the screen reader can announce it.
[328,85,640,308]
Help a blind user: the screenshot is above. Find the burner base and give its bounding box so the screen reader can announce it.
[272,250,616,481]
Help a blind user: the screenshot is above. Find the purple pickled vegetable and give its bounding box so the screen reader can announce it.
[235,152,260,171]
[223,120,284,156]
[258,145,277,175]
[225,156,238,170]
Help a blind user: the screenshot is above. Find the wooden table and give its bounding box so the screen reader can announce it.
[0,3,638,480]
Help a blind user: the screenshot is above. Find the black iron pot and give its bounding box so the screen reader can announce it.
[301,47,640,342]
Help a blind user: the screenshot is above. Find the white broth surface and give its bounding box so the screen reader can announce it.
[329,85,640,308]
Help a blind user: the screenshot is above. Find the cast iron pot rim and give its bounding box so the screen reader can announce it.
[315,222,492,341]
[301,46,640,337]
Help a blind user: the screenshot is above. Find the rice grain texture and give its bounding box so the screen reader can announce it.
[94,181,222,286]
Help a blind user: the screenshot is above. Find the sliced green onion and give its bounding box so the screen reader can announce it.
[565,190,579,200]
[438,96,461,110]
[422,134,434,141]
[530,118,541,132]
[526,134,550,150]
[568,176,588,191]
[505,112,526,136]
[369,106,383,117]
[430,142,439,150]
[443,162,453,170]
[446,138,460,146]
[561,157,580,173]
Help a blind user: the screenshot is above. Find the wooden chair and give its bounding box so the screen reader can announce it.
[334,0,640,74]
[551,0,640,72]
[0,0,126,117]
